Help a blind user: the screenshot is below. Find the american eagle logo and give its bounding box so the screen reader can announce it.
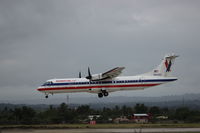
[165,59,172,72]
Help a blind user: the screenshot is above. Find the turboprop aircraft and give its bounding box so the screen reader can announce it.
[37,54,178,98]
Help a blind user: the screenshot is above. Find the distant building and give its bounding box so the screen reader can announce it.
[88,115,101,124]
[89,120,96,125]
[156,115,168,120]
[88,115,101,121]
[113,116,129,123]
[132,114,151,123]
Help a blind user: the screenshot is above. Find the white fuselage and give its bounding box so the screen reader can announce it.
[37,76,177,95]
[37,54,179,98]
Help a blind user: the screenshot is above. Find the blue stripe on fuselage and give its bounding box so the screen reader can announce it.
[42,78,177,86]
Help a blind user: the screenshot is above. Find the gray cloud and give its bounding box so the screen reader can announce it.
[0,0,200,102]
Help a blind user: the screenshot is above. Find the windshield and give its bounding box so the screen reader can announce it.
[42,81,53,86]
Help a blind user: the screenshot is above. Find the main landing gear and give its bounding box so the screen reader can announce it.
[98,90,109,98]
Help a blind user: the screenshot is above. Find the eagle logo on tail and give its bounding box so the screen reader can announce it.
[165,59,172,72]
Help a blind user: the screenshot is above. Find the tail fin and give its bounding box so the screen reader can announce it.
[144,54,179,77]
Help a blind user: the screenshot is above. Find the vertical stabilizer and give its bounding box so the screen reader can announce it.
[143,54,179,77]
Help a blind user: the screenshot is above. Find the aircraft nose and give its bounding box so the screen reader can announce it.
[37,87,42,91]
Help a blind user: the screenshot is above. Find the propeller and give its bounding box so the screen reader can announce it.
[86,67,92,80]
[79,71,82,78]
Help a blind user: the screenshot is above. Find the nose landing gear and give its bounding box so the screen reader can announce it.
[45,93,53,98]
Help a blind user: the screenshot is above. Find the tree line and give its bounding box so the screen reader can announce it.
[0,103,200,125]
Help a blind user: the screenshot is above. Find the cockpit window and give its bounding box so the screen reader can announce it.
[42,81,53,86]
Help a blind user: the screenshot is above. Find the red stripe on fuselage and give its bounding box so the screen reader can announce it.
[38,84,160,92]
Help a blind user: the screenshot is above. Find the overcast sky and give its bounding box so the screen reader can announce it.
[0,0,200,103]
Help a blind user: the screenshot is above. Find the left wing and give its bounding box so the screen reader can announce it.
[86,67,125,81]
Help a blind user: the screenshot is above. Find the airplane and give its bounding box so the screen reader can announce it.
[37,54,178,98]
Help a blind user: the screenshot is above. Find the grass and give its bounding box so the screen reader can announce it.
[1,123,200,129]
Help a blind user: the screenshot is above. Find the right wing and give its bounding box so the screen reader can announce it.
[86,67,125,81]
[101,67,125,79]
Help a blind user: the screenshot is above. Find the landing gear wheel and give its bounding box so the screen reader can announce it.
[45,95,48,98]
[103,91,109,97]
[98,93,103,98]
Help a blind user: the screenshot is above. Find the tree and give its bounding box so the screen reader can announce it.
[57,103,72,123]
[0,107,15,124]
[38,105,59,124]
[174,107,190,121]
[134,104,148,113]
[149,106,160,115]
[21,106,36,124]
[12,106,36,124]
[76,105,91,115]
[122,105,133,116]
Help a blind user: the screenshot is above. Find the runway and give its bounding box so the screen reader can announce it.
[2,128,200,133]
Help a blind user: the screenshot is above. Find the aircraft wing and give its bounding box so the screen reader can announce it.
[101,67,125,79]
[86,67,125,81]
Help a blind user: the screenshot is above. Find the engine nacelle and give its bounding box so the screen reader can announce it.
[90,73,103,81]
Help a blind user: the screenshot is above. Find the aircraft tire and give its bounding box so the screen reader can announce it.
[45,95,48,98]
[98,93,103,98]
[103,91,109,97]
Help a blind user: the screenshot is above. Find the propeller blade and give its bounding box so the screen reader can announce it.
[88,67,91,77]
[86,67,92,79]
[79,72,81,78]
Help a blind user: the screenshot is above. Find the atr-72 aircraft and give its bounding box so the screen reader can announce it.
[37,54,178,98]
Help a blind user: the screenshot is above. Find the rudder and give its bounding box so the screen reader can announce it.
[153,54,179,77]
